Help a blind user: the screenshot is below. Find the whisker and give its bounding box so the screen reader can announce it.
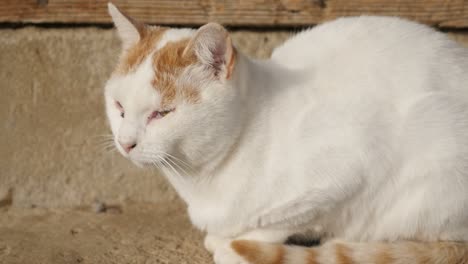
[142,150,195,176]
[96,142,116,149]
[159,156,179,178]
[164,154,194,172]
[165,156,187,176]
[166,156,193,176]
[91,134,115,138]
[151,157,162,172]
[152,151,196,174]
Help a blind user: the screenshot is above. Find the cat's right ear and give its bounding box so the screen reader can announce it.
[183,23,236,80]
[108,3,144,50]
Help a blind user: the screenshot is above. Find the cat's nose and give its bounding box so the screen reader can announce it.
[119,141,137,153]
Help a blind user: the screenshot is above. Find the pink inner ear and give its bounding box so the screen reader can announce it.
[211,44,226,76]
[226,47,236,80]
[191,23,233,78]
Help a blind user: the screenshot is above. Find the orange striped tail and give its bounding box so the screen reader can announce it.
[231,239,468,264]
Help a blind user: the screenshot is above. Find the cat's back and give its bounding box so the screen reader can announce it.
[270,15,468,102]
[271,16,465,71]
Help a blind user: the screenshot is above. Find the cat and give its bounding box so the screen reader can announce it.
[104,3,468,264]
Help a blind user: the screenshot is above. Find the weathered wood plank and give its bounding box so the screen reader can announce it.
[1,0,467,28]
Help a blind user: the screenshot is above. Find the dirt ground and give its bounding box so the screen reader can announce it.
[1,26,467,264]
[0,200,211,264]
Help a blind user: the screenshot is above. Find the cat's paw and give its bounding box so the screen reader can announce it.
[212,241,248,264]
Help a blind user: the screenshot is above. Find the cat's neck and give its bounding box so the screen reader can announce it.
[239,54,295,102]
[169,53,302,202]
[205,53,294,175]
[161,53,314,234]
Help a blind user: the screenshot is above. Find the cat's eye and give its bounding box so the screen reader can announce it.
[115,101,124,118]
[148,109,174,122]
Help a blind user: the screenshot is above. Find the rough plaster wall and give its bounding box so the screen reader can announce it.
[0,27,291,208]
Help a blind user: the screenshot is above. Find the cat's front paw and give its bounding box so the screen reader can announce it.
[212,241,248,264]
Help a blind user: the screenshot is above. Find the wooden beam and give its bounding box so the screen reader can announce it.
[1,0,467,28]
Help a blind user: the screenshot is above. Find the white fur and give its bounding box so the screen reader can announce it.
[105,12,468,264]
[156,28,195,49]
[108,3,141,50]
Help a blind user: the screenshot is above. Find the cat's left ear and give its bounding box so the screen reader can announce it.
[108,3,144,50]
[184,23,236,80]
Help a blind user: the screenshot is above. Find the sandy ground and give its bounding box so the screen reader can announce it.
[0,26,467,264]
[0,200,211,264]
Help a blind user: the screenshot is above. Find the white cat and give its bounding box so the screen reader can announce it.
[104,3,468,263]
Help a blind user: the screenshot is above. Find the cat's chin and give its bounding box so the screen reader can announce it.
[124,152,168,169]
[130,158,165,169]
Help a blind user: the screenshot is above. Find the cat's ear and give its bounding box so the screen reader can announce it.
[108,3,144,50]
[184,23,236,80]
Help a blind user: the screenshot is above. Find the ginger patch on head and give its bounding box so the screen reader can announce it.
[115,27,167,74]
[152,38,200,108]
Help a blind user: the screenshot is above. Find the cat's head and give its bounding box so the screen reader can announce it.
[105,3,243,170]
